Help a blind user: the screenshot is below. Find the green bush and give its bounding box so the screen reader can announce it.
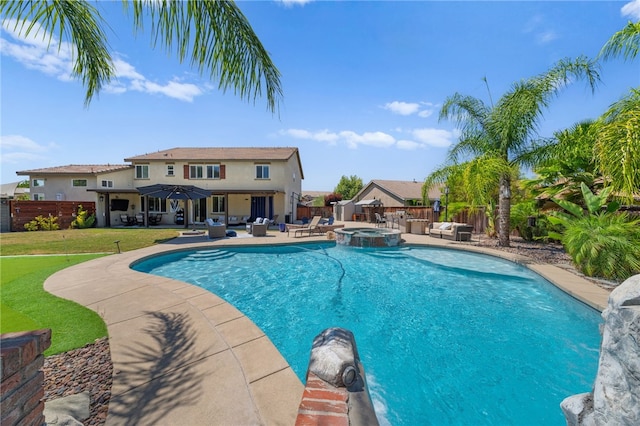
[548,183,640,281]
[24,215,60,231]
[71,204,96,229]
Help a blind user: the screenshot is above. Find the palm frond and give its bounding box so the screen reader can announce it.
[129,0,282,113]
[1,0,114,106]
[599,21,640,61]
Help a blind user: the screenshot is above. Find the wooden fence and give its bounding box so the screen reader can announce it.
[296,204,488,233]
[8,201,96,232]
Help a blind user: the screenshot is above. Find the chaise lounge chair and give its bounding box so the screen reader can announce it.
[292,216,322,238]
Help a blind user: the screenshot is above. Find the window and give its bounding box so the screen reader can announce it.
[212,195,225,213]
[190,164,220,179]
[206,165,220,179]
[142,197,167,213]
[135,165,149,179]
[72,179,88,187]
[166,165,174,176]
[256,164,270,179]
[32,179,45,187]
[101,180,114,188]
[33,193,45,200]
[189,165,204,179]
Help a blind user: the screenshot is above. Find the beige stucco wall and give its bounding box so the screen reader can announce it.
[358,187,403,207]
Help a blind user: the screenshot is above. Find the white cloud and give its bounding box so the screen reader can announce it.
[411,128,456,148]
[1,19,205,102]
[282,125,457,150]
[537,30,558,45]
[278,0,313,7]
[0,135,59,163]
[384,101,420,116]
[523,14,558,45]
[281,129,340,144]
[384,100,437,118]
[338,131,395,149]
[282,128,395,149]
[622,0,640,20]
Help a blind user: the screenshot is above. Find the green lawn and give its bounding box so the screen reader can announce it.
[1,228,182,355]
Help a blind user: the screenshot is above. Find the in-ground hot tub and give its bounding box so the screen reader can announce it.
[335,227,402,247]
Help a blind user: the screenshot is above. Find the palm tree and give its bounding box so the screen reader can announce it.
[599,21,640,61]
[597,23,640,203]
[595,89,640,203]
[0,0,282,112]
[522,120,602,204]
[429,57,600,246]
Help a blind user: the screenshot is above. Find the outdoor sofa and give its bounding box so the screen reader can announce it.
[428,222,473,241]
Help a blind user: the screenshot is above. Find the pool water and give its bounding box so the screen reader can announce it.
[133,243,601,425]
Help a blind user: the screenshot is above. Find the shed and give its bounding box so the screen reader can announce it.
[334,199,355,222]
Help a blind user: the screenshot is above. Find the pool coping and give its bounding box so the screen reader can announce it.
[42,223,611,425]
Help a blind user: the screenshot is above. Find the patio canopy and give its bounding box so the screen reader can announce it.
[136,184,212,200]
[136,184,212,228]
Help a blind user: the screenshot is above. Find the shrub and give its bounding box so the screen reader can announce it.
[71,205,96,229]
[24,215,60,231]
[548,183,640,281]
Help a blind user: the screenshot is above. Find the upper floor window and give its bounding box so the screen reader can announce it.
[135,165,149,179]
[166,165,174,176]
[101,180,114,188]
[256,164,270,179]
[190,164,220,179]
[32,179,45,187]
[72,179,87,187]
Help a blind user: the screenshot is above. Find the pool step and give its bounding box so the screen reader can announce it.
[185,250,236,261]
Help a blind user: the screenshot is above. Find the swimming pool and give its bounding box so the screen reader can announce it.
[133,243,601,425]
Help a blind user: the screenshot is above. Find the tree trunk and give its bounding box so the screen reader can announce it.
[498,174,511,247]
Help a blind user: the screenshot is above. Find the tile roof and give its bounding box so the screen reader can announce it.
[16,164,132,175]
[124,147,299,162]
[369,179,443,200]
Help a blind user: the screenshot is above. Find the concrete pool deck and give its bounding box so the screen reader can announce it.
[43,222,611,425]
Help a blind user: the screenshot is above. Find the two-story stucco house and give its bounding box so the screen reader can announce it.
[16,147,304,228]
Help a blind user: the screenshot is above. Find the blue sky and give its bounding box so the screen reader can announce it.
[1,0,639,190]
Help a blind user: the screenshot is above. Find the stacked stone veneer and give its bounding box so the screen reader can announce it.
[562,274,640,425]
[295,327,379,426]
[1,329,51,426]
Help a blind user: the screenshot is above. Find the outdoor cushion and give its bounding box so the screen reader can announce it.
[439,222,452,230]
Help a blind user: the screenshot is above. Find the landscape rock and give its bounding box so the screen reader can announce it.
[561,274,640,425]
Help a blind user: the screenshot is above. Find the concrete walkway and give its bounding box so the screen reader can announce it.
[43,222,611,425]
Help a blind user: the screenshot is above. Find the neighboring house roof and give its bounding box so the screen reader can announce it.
[302,190,330,198]
[124,147,304,179]
[355,179,443,202]
[16,164,132,176]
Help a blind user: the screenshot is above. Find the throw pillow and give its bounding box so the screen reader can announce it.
[439,222,452,230]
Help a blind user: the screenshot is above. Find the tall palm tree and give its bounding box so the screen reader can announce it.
[595,89,640,203]
[599,21,640,61]
[0,0,282,112]
[596,22,640,203]
[429,57,600,246]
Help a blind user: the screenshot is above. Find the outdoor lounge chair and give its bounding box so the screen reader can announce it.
[293,216,322,237]
[374,213,386,228]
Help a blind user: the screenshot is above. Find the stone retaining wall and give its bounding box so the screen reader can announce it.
[1,329,52,426]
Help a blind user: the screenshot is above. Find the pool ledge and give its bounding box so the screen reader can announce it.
[42,222,611,425]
